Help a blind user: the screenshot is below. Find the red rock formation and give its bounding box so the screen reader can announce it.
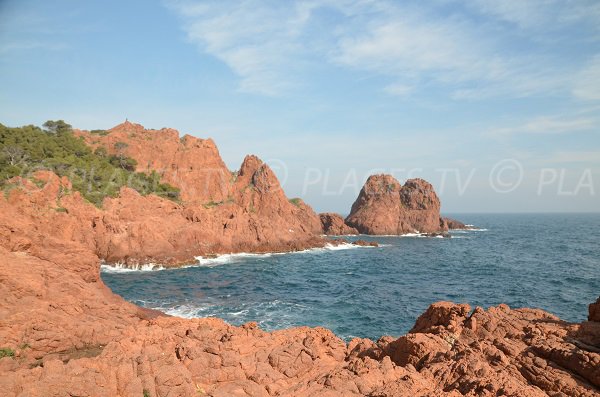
[346,175,448,235]
[1,221,598,396]
[2,168,325,266]
[443,217,472,230]
[320,212,358,235]
[75,121,232,203]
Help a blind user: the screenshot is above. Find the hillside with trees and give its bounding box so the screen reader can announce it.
[0,120,179,206]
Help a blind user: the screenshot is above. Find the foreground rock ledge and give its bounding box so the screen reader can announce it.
[1,242,599,397]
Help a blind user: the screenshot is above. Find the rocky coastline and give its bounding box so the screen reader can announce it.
[1,121,598,396]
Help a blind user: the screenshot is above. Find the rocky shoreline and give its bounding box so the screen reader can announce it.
[1,236,598,396]
[1,121,599,396]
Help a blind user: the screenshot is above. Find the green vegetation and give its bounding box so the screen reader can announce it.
[143,389,150,397]
[0,347,15,358]
[203,196,235,209]
[0,121,180,207]
[289,197,302,207]
[89,129,108,136]
[203,200,221,209]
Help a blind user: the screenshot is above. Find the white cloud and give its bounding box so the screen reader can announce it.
[550,151,600,163]
[487,116,597,137]
[466,0,600,33]
[383,83,414,97]
[166,0,600,99]
[166,0,327,95]
[573,55,600,100]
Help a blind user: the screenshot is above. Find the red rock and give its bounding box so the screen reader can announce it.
[589,296,600,322]
[75,121,232,203]
[2,164,326,266]
[442,217,472,230]
[1,215,599,396]
[0,124,598,397]
[320,212,359,235]
[345,175,450,235]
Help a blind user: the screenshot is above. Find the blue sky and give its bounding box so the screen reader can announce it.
[1,0,599,213]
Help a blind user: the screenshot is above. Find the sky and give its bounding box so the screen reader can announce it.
[0,0,599,213]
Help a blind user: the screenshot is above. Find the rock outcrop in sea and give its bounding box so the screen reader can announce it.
[443,217,472,230]
[320,212,358,235]
[345,174,448,235]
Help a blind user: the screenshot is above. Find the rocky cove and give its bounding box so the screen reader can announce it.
[0,122,599,396]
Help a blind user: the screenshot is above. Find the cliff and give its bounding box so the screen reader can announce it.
[345,175,448,235]
[2,163,328,266]
[75,121,231,203]
[13,121,329,263]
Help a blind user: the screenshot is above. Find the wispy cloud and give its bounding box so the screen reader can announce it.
[549,150,600,164]
[486,116,597,137]
[573,55,600,100]
[166,0,324,95]
[0,41,67,55]
[166,0,600,99]
[466,0,600,33]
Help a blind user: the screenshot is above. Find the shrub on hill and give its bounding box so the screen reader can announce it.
[0,121,180,206]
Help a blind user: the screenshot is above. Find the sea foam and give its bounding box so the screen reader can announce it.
[100,262,165,273]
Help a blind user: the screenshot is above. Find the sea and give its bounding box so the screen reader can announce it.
[101,213,600,341]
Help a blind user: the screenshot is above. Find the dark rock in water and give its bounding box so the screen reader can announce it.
[422,232,451,238]
[443,217,472,230]
[590,296,600,322]
[353,239,379,247]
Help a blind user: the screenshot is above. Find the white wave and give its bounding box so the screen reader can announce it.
[357,232,429,237]
[323,242,363,251]
[162,304,205,318]
[161,299,307,323]
[195,252,275,266]
[100,263,165,273]
[194,242,371,267]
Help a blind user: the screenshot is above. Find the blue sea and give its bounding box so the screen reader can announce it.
[102,214,600,341]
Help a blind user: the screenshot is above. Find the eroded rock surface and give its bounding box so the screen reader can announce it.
[320,212,358,235]
[0,124,596,396]
[346,175,449,235]
[2,162,325,266]
[76,121,232,203]
[442,217,472,230]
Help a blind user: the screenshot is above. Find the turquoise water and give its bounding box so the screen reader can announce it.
[102,214,600,340]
